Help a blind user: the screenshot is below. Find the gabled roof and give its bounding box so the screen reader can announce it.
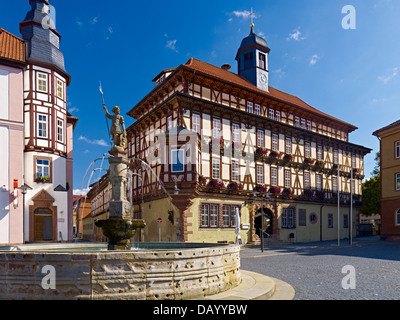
[128,57,358,132]
[373,120,400,137]
[183,58,358,131]
[0,28,25,63]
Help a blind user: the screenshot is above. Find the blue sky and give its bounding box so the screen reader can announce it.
[2,0,400,193]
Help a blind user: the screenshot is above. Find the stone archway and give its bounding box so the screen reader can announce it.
[29,189,57,242]
[255,208,274,239]
[251,202,279,241]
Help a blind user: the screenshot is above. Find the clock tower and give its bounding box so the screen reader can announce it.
[235,23,270,92]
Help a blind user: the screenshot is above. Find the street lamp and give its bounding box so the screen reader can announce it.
[17,183,32,244]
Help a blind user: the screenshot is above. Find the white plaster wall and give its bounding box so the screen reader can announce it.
[0,126,9,244]
[0,69,9,120]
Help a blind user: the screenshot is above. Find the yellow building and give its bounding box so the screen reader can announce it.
[124,25,371,244]
[373,120,400,240]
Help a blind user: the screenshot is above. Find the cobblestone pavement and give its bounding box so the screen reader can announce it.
[240,236,400,300]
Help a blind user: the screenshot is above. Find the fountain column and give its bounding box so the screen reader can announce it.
[95,105,145,250]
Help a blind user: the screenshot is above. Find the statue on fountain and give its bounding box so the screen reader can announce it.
[103,104,127,154]
[95,97,145,250]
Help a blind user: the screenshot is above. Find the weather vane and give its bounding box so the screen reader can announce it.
[248,8,256,27]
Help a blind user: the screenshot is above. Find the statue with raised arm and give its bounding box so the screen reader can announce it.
[103,104,127,152]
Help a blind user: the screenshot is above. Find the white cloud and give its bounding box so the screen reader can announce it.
[73,188,90,196]
[287,28,305,41]
[68,106,79,113]
[310,54,320,65]
[76,19,83,27]
[166,39,178,53]
[78,136,109,147]
[91,17,98,24]
[108,26,114,34]
[232,10,258,19]
[378,67,398,84]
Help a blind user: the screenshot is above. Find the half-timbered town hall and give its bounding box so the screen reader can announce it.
[125,24,371,244]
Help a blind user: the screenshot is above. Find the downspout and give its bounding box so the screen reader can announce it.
[320,204,324,242]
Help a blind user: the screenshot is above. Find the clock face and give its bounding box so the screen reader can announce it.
[260,74,267,84]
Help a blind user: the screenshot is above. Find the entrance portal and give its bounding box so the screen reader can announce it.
[255,208,273,239]
[34,208,53,241]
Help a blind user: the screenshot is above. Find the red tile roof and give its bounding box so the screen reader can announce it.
[0,28,25,63]
[183,58,357,131]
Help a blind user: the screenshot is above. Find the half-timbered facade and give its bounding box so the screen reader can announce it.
[126,26,371,244]
[0,0,77,245]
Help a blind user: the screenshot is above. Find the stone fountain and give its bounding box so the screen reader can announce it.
[95,104,145,250]
[0,103,241,300]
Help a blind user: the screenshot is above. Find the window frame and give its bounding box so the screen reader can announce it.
[231,160,239,182]
[37,113,48,138]
[192,112,201,135]
[37,72,48,93]
[257,129,264,148]
[256,165,264,185]
[171,149,185,173]
[56,78,64,99]
[34,156,52,183]
[57,118,64,143]
[271,167,278,187]
[212,117,221,139]
[272,133,279,151]
[212,158,220,180]
[396,173,400,191]
[396,141,400,159]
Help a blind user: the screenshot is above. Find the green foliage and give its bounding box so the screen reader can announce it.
[360,175,380,216]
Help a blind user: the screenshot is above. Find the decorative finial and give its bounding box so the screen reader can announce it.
[248,8,256,28]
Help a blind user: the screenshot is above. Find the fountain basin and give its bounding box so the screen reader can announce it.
[0,243,241,300]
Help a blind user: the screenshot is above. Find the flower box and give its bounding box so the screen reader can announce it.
[283,153,294,162]
[269,186,281,195]
[304,188,314,198]
[35,175,50,183]
[227,181,244,191]
[255,147,269,157]
[199,175,207,186]
[282,187,294,196]
[304,157,316,165]
[207,179,225,189]
[254,184,268,193]
[269,150,283,159]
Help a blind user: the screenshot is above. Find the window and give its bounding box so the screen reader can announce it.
[212,158,220,179]
[396,209,400,226]
[310,213,317,224]
[136,136,140,153]
[223,205,231,228]
[37,114,48,138]
[56,79,63,99]
[255,104,260,116]
[232,123,240,143]
[343,214,349,228]
[396,141,400,159]
[299,209,307,226]
[275,111,281,122]
[36,159,50,180]
[285,137,292,154]
[284,170,291,188]
[171,149,184,172]
[317,145,323,161]
[307,120,312,131]
[269,109,275,120]
[295,116,300,128]
[257,165,264,185]
[328,214,334,228]
[334,149,339,165]
[213,118,221,138]
[316,175,322,191]
[247,102,253,114]
[301,119,306,129]
[244,52,253,68]
[305,142,311,159]
[272,133,278,151]
[259,53,266,69]
[282,208,295,228]
[57,119,63,143]
[271,167,278,186]
[37,72,48,92]
[333,177,338,192]
[210,204,219,227]
[192,113,201,134]
[167,116,173,130]
[231,161,239,182]
[137,169,142,187]
[304,172,310,189]
[257,129,264,148]
[201,204,210,227]
[396,173,400,191]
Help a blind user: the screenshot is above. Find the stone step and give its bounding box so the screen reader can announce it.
[197,270,295,300]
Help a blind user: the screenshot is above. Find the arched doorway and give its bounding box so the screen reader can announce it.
[255,208,273,239]
[34,208,53,241]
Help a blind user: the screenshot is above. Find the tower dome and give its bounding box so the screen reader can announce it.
[235,24,270,92]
